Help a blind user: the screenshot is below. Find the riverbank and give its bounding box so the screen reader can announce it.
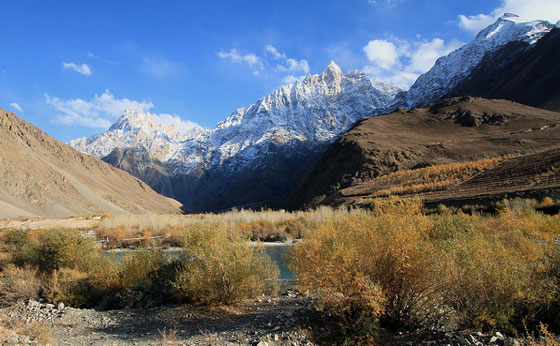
[1,296,555,346]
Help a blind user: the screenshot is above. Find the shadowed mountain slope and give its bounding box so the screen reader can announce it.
[447,28,560,112]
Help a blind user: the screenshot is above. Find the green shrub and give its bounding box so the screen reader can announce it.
[115,249,181,308]
[44,268,94,307]
[34,229,99,273]
[2,229,38,266]
[174,222,279,305]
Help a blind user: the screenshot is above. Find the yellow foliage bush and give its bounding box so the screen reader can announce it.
[290,199,560,339]
[45,267,92,307]
[291,202,441,339]
[0,264,41,304]
[173,222,279,305]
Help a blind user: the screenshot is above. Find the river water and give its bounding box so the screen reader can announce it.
[108,243,295,280]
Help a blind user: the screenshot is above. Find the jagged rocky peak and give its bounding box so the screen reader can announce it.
[69,109,202,161]
[321,60,343,81]
[406,13,557,108]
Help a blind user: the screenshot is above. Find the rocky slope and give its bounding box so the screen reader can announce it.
[447,27,560,112]
[406,14,557,108]
[285,97,560,209]
[0,109,183,218]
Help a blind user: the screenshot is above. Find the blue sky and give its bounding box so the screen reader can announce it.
[1,0,558,142]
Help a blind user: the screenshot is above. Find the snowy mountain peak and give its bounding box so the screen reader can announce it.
[321,61,343,81]
[406,15,556,107]
[109,109,159,132]
[68,109,194,161]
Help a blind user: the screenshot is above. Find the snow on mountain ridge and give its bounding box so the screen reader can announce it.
[406,14,556,108]
[71,61,401,175]
[68,109,205,162]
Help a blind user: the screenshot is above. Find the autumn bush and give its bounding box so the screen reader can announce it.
[290,198,560,342]
[0,264,41,305]
[110,249,182,308]
[173,222,279,305]
[290,198,442,342]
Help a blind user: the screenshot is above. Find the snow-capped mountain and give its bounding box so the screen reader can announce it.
[68,14,558,212]
[69,61,400,211]
[406,13,557,108]
[69,109,207,162]
[173,62,401,174]
[71,61,401,175]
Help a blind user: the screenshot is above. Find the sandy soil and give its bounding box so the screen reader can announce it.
[0,217,100,230]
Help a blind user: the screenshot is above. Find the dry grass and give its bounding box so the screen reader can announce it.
[0,264,41,304]
[0,320,53,345]
[158,327,180,345]
[368,156,509,197]
[94,206,373,247]
[97,206,370,232]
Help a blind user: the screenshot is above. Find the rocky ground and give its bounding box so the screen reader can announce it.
[0,295,558,346]
[0,291,317,346]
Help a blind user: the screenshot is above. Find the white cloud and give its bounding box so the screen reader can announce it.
[363,39,399,69]
[458,0,560,34]
[368,0,402,8]
[282,75,306,85]
[9,102,22,112]
[458,14,495,33]
[217,49,263,70]
[45,90,154,129]
[409,39,463,72]
[142,57,182,79]
[62,62,92,75]
[151,113,201,133]
[45,90,200,133]
[265,45,286,60]
[266,45,309,74]
[362,37,464,89]
[219,46,310,83]
[87,51,118,65]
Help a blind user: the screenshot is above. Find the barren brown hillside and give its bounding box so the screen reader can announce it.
[285,97,560,209]
[0,109,183,218]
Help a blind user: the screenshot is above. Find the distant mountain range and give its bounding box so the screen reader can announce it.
[0,109,182,218]
[64,14,559,212]
[70,62,401,211]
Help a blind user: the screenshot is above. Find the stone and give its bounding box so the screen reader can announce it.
[58,302,65,310]
[467,334,477,344]
[5,331,19,344]
[458,335,472,345]
[489,336,499,344]
[257,341,269,346]
[495,332,504,339]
